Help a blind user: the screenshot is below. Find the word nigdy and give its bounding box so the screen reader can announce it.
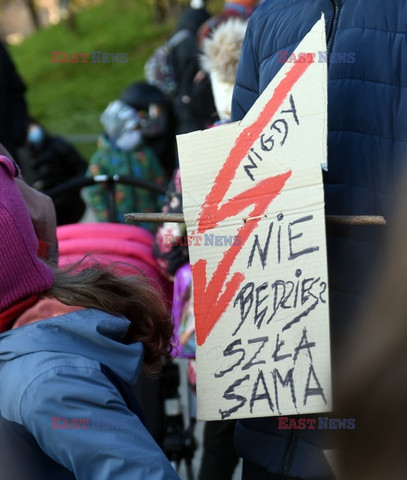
[164,233,241,247]
[278,416,355,430]
[243,94,299,182]
[278,51,355,64]
[51,51,128,63]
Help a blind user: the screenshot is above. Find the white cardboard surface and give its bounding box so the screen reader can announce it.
[177,17,331,420]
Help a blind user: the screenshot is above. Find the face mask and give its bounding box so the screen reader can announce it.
[115,129,142,151]
[28,126,45,145]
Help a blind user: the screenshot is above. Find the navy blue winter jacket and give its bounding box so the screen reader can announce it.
[231,0,407,477]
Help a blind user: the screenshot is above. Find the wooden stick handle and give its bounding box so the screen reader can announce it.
[326,215,386,225]
[125,212,386,226]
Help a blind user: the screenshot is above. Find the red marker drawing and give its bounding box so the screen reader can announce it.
[192,58,314,346]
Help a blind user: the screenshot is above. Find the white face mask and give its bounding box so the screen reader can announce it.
[115,129,142,151]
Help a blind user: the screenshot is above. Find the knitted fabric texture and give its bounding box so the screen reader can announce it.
[0,155,54,311]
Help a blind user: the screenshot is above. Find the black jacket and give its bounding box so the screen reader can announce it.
[22,135,87,225]
[171,7,216,134]
[0,42,28,158]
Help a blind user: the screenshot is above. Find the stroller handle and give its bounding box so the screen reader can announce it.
[45,175,167,224]
[44,174,167,198]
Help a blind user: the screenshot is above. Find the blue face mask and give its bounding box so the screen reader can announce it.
[28,126,45,145]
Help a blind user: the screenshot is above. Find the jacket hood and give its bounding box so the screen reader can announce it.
[200,17,248,85]
[200,17,248,120]
[0,309,144,386]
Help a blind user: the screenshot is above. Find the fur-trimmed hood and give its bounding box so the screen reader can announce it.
[200,17,248,85]
[200,17,248,120]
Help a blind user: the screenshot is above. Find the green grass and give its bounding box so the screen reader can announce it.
[10,0,224,160]
[11,0,175,159]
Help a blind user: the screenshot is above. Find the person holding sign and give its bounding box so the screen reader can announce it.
[231,0,407,479]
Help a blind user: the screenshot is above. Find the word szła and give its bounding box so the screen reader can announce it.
[52,51,128,63]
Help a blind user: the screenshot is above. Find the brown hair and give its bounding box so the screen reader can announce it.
[45,259,174,373]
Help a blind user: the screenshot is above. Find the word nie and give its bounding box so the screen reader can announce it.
[51,51,128,63]
[278,51,355,64]
[278,416,355,430]
[164,233,241,247]
[231,212,324,333]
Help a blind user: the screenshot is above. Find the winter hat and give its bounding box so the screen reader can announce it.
[190,0,205,8]
[100,99,140,139]
[200,17,248,120]
[0,156,54,311]
[197,0,251,49]
[226,0,257,10]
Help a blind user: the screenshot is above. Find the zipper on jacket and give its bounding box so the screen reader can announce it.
[326,0,341,56]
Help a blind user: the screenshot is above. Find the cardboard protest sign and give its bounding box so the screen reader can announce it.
[177,16,331,420]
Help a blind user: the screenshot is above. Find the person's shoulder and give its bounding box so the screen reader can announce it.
[249,0,313,29]
[0,348,101,422]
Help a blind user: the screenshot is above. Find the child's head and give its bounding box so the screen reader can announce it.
[0,156,54,312]
[48,260,174,372]
[120,82,173,142]
[100,99,143,152]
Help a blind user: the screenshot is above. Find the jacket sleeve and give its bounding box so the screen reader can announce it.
[19,364,180,480]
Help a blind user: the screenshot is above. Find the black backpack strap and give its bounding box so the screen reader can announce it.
[99,363,146,427]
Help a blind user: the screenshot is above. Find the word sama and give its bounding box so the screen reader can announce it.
[51,51,128,64]
[216,328,327,419]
